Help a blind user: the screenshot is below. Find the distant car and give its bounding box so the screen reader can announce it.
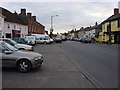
[36,37,50,44]
[77,37,85,42]
[53,38,62,43]
[12,37,26,44]
[25,36,36,45]
[50,38,54,43]
[1,38,33,51]
[73,38,78,41]
[0,41,43,73]
[81,37,92,43]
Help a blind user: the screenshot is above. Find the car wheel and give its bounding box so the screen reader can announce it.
[44,42,47,44]
[19,48,25,50]
[17,60,32,73]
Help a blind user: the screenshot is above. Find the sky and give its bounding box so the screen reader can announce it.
[0,0,119,34]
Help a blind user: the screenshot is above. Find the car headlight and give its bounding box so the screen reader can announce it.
[34,57,39,61]
[34,56,42,61]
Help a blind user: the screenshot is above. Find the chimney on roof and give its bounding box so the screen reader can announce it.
[32,16,36,21]
[95,22,98,26]
[27,13,32,18]
[114,8,119,15]
[21,9,26,16]
[14,11,17,15]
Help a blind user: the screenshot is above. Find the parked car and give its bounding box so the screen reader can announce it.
[12,37,27,44]
[50,38,54,43]
[0,41,43,72]
[36,37,51,44]
[1,38,33,51]
[73,38,78,41]
[81,37,92,43]
[77,37,85,42]
[53,38,62,43]
[25,36,36,45]
[32,34,51,44]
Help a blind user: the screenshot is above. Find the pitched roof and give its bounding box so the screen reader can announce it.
[94,24,102,29]
[0,7,27,25]
[19,13,45,27]
[102,14,120,23]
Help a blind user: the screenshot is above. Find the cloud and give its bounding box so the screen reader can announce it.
[1,2,118,33]
[1,0,119,2]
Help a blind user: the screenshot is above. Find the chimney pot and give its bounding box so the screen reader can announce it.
[27,13,32,18]
[32,16,36,21]
[114,8,119,15]
[21,9,26,16]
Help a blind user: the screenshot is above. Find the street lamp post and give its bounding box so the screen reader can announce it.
[50,15,59,38]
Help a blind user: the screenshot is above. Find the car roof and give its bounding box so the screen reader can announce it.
[0,40,6,44]
[0,41,3,43]
[0,38,11,40]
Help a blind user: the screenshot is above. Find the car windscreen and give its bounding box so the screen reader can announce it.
[4,42,18,51]
[10,39,17,44]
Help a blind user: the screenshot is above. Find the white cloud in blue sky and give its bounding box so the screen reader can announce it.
[0,2,118,33]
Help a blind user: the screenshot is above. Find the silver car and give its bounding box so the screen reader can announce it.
[1,38,33,51]
[0,41,43,73]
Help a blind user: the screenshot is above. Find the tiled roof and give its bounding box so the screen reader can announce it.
[102,14,120,23]
[19,14,45,27]
[94,24,102,29]
[77,24,102,32]
[0,7,27,25]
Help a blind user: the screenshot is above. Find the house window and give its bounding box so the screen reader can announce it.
[107,23,111,32]
[14,25,16,29]
[118,20,120,27]
[8,24,10,29]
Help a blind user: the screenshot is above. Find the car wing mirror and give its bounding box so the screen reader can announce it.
[4,51,13,54]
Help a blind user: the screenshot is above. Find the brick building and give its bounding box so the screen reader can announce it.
[19,9,45,35]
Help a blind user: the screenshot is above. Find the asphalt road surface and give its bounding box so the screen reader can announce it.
[2,41,118,88]
[58,41,118,88]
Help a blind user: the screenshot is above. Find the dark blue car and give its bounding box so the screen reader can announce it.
[12,38,26,44]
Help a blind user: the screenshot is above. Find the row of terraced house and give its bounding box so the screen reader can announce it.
[68,8,120,44]
[0,7,45,38]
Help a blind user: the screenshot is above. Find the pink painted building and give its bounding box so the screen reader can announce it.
[1,7,28,38]
[4,21,28,38]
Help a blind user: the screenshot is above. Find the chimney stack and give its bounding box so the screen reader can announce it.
[27,13,32,18]
[32,16,36,21]
[14,11,17,15]
[21,9,26,16]
[114,8,119,15]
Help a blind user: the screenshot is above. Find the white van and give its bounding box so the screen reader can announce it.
[25,35,36,45]
[32,34,51,44]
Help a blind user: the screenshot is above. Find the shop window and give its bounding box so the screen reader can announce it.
[6,33,11,38]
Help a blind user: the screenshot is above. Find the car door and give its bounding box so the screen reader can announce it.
[0,45,16,67]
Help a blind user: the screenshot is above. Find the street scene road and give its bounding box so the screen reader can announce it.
[2,41,118,88]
